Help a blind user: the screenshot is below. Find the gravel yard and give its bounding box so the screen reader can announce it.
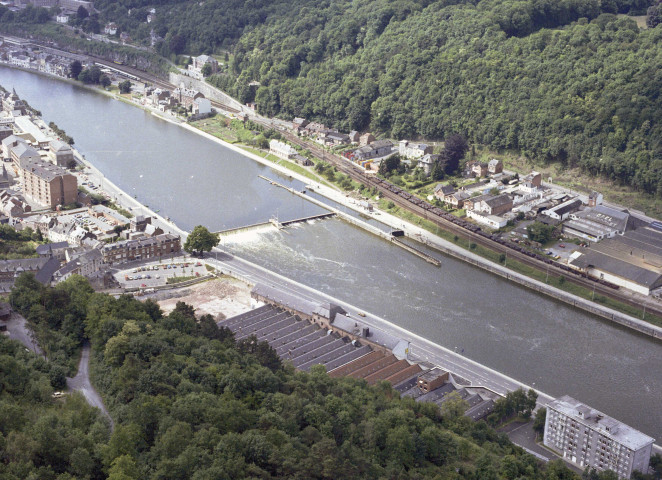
[152,276,257,319]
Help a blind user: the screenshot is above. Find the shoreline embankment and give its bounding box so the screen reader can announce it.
[3,61,661,341]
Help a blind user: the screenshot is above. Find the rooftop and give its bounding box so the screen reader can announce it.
[548,395,655,450]
[573,205,630,232]
[14,115,49,144]
[22,160,73,182]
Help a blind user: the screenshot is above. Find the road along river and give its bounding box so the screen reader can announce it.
[5,66,661,440]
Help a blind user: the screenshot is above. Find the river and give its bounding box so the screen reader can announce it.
[6,66,661,440]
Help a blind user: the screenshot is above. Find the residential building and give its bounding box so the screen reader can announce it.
[0,257,60,291]
[1,89,27,116]
[101,233,181,264]
[471,162,488,178]
[48,139,74,167]
[399,140,432,159]
[52,248,103,284]
[56,13,69,23]
[173,87,204,108]
[522,171,542,187]
[11,142,41,170]
[488,158,503,174]
[303,122,326,135]
[104,23,118,35]
[0,191,30,218]
[434,183,455,200]
[568,224,662,295]
[36,241,69,260]
[269,139,297,160]
[466,210,508,229]
[445,191,470,209]
[418,153,439,176]
[2,135,25,158]
[48,221,94,246]
[326,131,350,145]
[192,97,211,115]
[191,54,218,72]
[464,193,492,212]
[479,194,513,215]
[292,117,309,131]
[0,125,13,142]
[544,395,654,479]
[353,140,393,161]
[348,130,360,144]
[359,133,375,146]
[21,160,78,208]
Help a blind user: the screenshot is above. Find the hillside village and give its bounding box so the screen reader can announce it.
[276,116,662,298]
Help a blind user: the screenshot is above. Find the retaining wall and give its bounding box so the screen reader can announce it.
[168,72,244,111]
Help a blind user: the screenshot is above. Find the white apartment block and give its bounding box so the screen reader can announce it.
[544,396,654,479]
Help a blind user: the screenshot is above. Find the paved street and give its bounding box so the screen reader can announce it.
[66,344,113,429]
[5,312,44,357]
[204,250,554,404]
[500,421,557,463]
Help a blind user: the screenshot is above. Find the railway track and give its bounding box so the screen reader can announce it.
[25,37,659,318]
[269,129,662,319]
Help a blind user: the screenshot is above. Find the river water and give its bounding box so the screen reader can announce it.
[6,67,661,440]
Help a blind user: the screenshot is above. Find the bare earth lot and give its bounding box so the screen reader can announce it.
[150,277,256,319]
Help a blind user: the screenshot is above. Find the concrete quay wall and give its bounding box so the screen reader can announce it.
[419,236,662,340]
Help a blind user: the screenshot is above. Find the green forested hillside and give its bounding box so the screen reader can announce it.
[92,0,662,197]
[0,274,597,479]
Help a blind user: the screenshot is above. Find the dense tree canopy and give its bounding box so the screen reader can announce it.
[0,274,608,479]
[91,0,662,197]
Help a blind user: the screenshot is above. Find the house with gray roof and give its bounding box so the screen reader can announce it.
[10,142,40,170]
[0,256,60,291]
[434,183,455,199]
[36,241,69,259]
[353,140,393,161]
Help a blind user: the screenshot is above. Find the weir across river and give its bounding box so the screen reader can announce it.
[214,212,337,236]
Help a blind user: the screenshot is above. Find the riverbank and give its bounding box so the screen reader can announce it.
[6,63,662,442]
[177,116,662,339]
[20,59,659,340]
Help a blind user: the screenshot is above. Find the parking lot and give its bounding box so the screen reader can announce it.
[114,261,209,289]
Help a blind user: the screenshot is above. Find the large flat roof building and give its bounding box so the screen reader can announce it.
[544,395,654,479]
[569,225,662,295]
[564,205,630,242]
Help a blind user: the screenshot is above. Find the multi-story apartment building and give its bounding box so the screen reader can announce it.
[101,233,181,264]
[544,396,655,479]
[21,160,78,209]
